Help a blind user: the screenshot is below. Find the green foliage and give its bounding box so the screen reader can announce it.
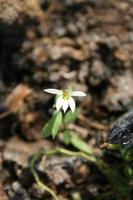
[121,148,133,161]
[51,111,63,138]
[42,122,52,138]
[42,107,80,140]
[108,167,132,200]
[63,130,71,145]
[70,133,93,155]
[42,111,62,139]
[63,130,92,154]
[124,164,133,178]
[64,108,80,124]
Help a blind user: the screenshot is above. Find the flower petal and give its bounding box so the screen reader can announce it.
[56,96,63,112]
[62,99,69,113]
[71,91,86,97]
[68,97,75,112]
[44,89,62,95]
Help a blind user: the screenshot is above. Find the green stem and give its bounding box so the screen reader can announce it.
[30,151,59,200]
[30,147,131,200]
[41,147,96,162]
[29,148,96,200]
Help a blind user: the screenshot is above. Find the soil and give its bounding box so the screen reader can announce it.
[0,0,133,200]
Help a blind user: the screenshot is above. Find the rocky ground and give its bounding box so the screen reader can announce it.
[0,0,133,200]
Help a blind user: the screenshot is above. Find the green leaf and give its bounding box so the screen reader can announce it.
[64,108,80,124]
[42,111,62,139]
[63,130,71,145]
[124,164,133,178]
[69,131,93,155]
[42,121,52,138]
[51,111,63,139]
[121,148,133,161]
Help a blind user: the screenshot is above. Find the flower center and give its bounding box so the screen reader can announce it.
[63,90,70,100]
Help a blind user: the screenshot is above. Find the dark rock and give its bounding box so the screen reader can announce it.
[107,111,133,149]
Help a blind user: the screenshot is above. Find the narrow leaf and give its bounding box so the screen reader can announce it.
[64,108,80,124]
[42,121,52,138]
[42,111,62,138]
[51,111,62,138]
[63,130,71,145]
[69,131,93,155]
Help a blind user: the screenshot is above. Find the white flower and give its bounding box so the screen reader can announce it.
[44,88,86,113]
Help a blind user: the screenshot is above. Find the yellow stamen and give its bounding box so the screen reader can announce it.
[63,90,70,100]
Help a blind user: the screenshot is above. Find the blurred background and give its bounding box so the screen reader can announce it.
[0,0,133,200]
